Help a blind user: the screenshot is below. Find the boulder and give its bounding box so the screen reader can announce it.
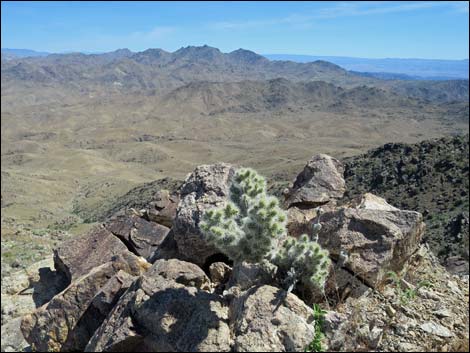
[105,214,171,260]
[146,258,210,290]
[283,154,346,208]
[86,259,232,352]
[21,253,149,352]
[147,190,180,227]
[230,285,315,352]
[173,163,236,265]
[53,226,130,282]
[315,198,425,288]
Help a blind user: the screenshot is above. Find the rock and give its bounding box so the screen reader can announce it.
[147,190,180,227]
[315,203,425,288]
[1,317,30,352]
[146,258,211,290]
[417,288,441,301]
[323,311,347,336]
[173,163,236,265]
[86,259,232,352]
[350,193,399,211]
[385,304,396,317]
[433,308,452,319]
[285,206,321,238]
[420,321,453,338]
[1,257,68,324]
[283,154,346,208]
[21,252,149,352]
[228,261,277,291]
[1,271,30,295]
[53,226,130,282]
[105,214,171,260]
[209,262,232,285]
[445,256,469,276]
[231,285,315,352]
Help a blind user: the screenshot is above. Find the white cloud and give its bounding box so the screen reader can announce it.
[209,1,464,31]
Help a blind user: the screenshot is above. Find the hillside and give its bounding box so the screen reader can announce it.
[343,134,469,273]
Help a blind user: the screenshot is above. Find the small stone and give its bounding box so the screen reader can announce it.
[209,262,232,285]
[447,280,462,295]
[385,305,396,317]
[433,308,452,319]
[420,321,453,338]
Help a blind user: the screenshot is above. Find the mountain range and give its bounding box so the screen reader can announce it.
[1,45,469,263]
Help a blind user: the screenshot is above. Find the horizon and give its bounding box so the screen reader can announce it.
[1,1,469,60]
[2,45,469,62]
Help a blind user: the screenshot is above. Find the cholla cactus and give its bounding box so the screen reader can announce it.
[200,168,287,263]
[273,234,331,290]
[200,167,330,291]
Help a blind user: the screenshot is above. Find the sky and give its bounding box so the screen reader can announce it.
[1,1,469,59]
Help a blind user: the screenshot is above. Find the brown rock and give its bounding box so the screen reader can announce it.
[284,154,346,208]
[105,214,170,260]
[147,190,180,227]
[21,253,148,352]
[53,226,130,282]
[209,262,232,285]
[316,203,425,288]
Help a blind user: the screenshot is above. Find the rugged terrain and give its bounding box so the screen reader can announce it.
[1,156,468,352]
[1,47,469,280]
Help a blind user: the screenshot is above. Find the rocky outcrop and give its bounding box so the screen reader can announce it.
[283,154,346,208]
[21,253,149,352]
[53,227,131,282]
[316,196,425,288]
[86,258,232,352]
[173,163,236,265]
[105,213,170,260]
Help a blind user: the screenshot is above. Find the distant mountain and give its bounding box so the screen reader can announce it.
[264,54,469,80]
[1,45,468,103]
[1,45,362,93]
[1,48,50,59]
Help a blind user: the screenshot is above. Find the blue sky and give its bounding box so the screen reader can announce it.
[1,1,469,59]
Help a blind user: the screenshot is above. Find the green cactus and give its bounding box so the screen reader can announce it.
[200,167,330,291]
[273,234,331,290]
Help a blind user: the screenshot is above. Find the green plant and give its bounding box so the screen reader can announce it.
[387,271,432,304]
[200,167,331,292]
[305,304,326,352]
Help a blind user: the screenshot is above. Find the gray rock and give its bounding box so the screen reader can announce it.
[53,226,130,282]
[86,259,232,352]
[284,154,346,208]
[105,214,170,260]
[1,317,30,352]
[315,202,425,288]
[173,163,236,265]
[229,261,277,291]
[420,321,453,338]
[231,285,315,352]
